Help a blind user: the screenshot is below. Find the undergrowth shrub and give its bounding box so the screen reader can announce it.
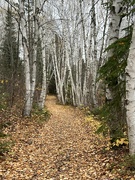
[0,121,12,157]
[0,92,9,110]
[32,105,51,124]
[124,155,135,171]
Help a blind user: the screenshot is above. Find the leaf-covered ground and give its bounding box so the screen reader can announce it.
[0,96,135,179]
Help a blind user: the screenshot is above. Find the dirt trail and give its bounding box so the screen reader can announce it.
[0,96,118,179]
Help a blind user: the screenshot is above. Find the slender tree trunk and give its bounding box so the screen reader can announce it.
[91,0,98,107]
[106,0,123,101]
[19,0,40,116]
[30,0,40,108]
[79,0,88,105]
[98,3,109,69]
[126,21,135,155]
[38,29,47,109]
[19,0,31,116]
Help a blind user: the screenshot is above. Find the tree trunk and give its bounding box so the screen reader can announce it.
[30,0,40,108]
[19,0,32,116]
[91,0,98,107]
[19,0,40,116]
[126,21,135,155]
[38,33,47,109]
[106,0,123,101]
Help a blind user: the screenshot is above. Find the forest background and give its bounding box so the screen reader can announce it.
[0,0,135,163]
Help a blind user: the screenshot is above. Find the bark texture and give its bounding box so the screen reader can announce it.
[126,21,135,155]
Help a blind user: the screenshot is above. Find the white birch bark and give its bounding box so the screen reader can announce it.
[35,0,110,108]
[126,21,135,155]
[38,38,47,109]
[108,0,123,48]
[79,0,88,105]
[52,35,66,104]
[106,0,123,100]
[19,0,31,116]
[30,0,40,109]
[66,46,76,105]
[98,3,109,69]
[19,0,40,116]
[91,0,98,107]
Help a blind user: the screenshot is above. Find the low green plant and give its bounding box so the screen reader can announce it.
[0,141,11,155]
[0,121,13,157]
[124,155,135,171]
[0,121,12,130]
[0,92,9,110]
[0,131,7,138]
[0,132,11,157]
[32,105,51,124]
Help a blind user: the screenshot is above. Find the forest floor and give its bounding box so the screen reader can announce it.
[0,95,135,180]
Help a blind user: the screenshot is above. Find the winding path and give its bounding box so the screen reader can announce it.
[1,96,118,179]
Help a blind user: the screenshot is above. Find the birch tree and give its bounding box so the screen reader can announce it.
[98,0,135,141]
[87,0,98,107]
[126,19,135,155]
[19,0,40,116]
[45,0,107,107]
[106,0,123,100]
[38,2,57,108]
[38,27,53,109]
[19,0,31,116]
[52,34,67,104]
[38,36,47,109]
